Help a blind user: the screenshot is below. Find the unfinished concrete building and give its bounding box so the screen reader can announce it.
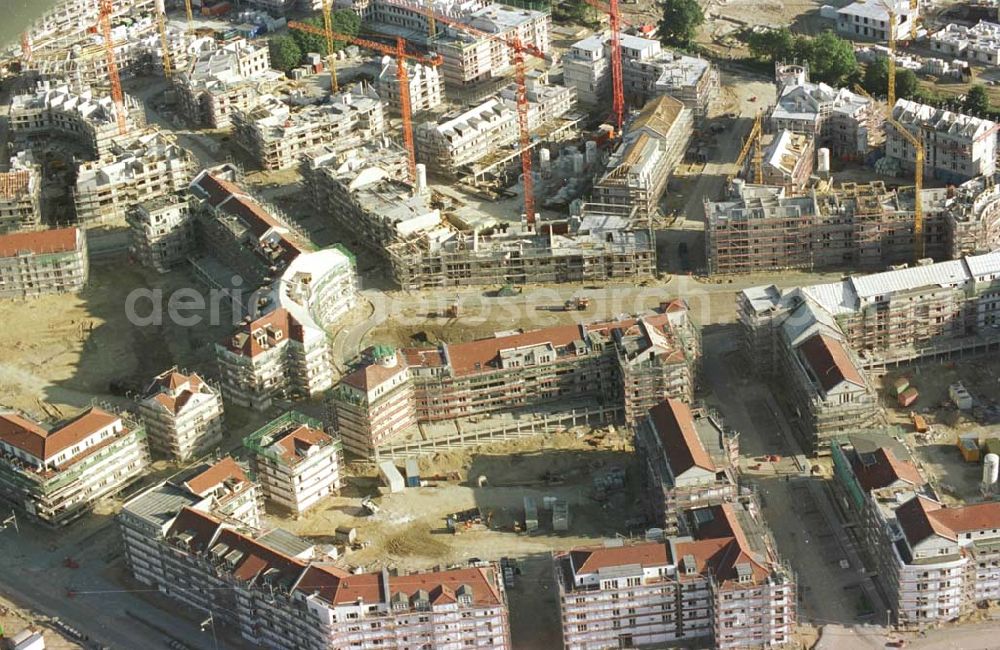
[8,82,146,159]
[244,412,343,515]
[125,194,196,273]
[365,0,549,90]
[932,20,1000,66]
[888,99,998,183]
[137,368,225,462]
[332,302,700,457]
[232,86,385,170]
[594,95,693,219]
[303,143,655,289]
[414,75,575,178]
[73,130,196,227]
[0,228,88,299]
[556,502,796,650]
[117,503,513,649]
[175,39,275,129]
[761,130,815,191]
[564,32,719,122]
[21,0,154,55]
[377,59,444,113]
[943,174,1000,258]
[770,65,882,156]
[635,399,739,535]
[705,181,951,275]
[0,407,148,526]
[0,152,42,234]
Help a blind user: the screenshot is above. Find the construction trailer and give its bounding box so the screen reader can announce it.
[378,460,405,493]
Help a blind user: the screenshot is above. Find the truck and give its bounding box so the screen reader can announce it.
[563,297,591,311]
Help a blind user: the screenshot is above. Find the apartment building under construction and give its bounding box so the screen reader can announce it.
[634,399,739,535]
[137,368,225,462]
[0,407,148,526]
[0,152,41,234]
[705,181,953,275]
[231,86,385,170]
[594,94,693,219]
[73,130,196,227]
[0,227,88,299]
[332,302,700,457]
[125,194,196,273]
[175,39,275,129]
[555,501,796,650]
[8,82,146,159]
[116,503,513,649]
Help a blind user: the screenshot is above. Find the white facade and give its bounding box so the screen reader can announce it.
[836,0,918,42]
[889,98,998,182]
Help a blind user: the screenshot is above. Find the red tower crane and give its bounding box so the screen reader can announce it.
[381,3,546,224]
[287,21,441,183]
[585,0,624,134]
[98,0,128,136]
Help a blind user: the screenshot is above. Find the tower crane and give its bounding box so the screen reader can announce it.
[379,2,547,224]
[20,33,31,68]
[98,0,128,136]
[731,111,763,185]
[290,1,339,93]
[856,84,925,261]
[287,21,442,183]
[157,8,173,79]
[584,0,624,134]
[185,0,193,27]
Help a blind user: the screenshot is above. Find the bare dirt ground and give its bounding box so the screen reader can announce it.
[263,431,642,649]
[0,262,233,415]
[878,356,1000,504]
[0,593,82,649]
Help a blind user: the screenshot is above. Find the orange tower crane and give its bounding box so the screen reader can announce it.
[288,21,441,183]
[98,0,128,136]
[380,3,547,224]
[584,0,624,134]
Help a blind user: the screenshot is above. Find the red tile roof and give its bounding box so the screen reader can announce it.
[183,457,249,497]
[144,369,211,415]
[341,351,408,392]
[441,324,585,377]
[213,528,306,585]
[676,504,771,587]
[0,170,31,198]
[0,408,120,462]
[648,399,715,475]
[294,565,503,607]
[895,496,955,546]
[852,447,925,492]
[269,424,332,465]
[166,506,224,552]
[925,501,1000,537]
[799,334,866,392]
[569,542,671,576]
[0,227,78,258]
[225,308,306,358]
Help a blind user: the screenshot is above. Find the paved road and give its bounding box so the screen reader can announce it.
[0,514,247,650]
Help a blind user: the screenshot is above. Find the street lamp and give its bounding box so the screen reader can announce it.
[199,612,219,650]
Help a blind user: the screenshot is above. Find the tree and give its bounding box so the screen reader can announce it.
[806,31,858,86]
[657,0,704,49]
[330,9,361,49]
[746,28,793,63]
[269,35,302,73]
[291,16,329,55]
[964,84,991,115]
[862,57,919,100]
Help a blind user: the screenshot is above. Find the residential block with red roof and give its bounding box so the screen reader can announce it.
[634,398,739,534]
[0,226,88,299]
[243,412,343,515]
[0,407,149,526]
[332,302,700,458]
[555,500,795,650]
[831,435,1000,626]
[138,367,225,461]
[0,151,41,234]
[117,503,513,649]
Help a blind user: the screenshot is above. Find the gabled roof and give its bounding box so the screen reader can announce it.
[0,227,78,258]
[268,425,332,465]
[895,496,955,546]
[569,542,671,576]
[676,504,771,587]
[212,527,307,586]
[630,94,685,138]
[0,408,120,462]
[143,368,214,415]
[341,351,408,392]
[166,506,224,552]
[648,399,715,475]
[294,565,503,607]
[183,457,249,497]
[852,447,925,491]
[798,333,866,392]
[225,308,306,358]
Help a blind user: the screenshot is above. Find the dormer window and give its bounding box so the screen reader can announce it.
[736,563,753,584]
